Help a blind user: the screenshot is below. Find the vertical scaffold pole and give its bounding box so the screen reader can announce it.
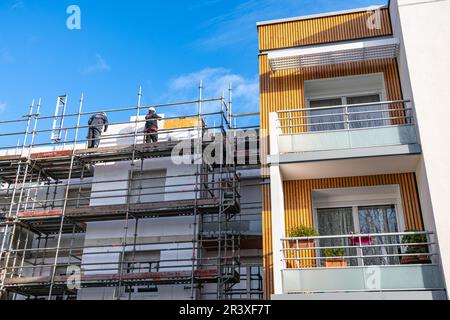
[115,86,142,300]
[216,92,225,300]
[190,80,203,300]
[0,101,35,297]
[228,83,233,129]
[48,93,84,299]
[14,99,41,220]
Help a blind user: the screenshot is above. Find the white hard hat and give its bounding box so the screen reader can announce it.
[148,107,156,113]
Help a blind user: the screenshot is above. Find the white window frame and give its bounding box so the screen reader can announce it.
[311,185,406,234]
[304,73,388,132]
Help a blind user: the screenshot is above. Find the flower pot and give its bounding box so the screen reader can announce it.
[400,255,431,265]
[350,236,373,246]
[400,244,431,265]
[324,259,348,268]
[289,239,315,249]
[287,240,316,268]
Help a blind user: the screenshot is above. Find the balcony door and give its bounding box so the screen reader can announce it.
[316,204,400,266]
[305,73,388,132]
[308,94,384,132]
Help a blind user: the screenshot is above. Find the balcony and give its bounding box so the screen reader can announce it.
[276,231,446,300]
[269,100,421,179]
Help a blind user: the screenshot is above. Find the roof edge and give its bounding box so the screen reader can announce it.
[256,4,388,27]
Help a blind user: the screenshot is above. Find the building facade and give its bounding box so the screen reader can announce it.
[258,0,450,300]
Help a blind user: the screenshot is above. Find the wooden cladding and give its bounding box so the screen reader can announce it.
[258,8,392,51]
[283,174,424,232]
[261,173,424,298]
[261,184,273,299]
[259,56,403,132]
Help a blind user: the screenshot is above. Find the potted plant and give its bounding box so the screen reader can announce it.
[288,225,318,249]
[323,248,348,268]
[400,231,431,265]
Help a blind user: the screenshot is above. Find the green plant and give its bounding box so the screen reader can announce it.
[402,231,428,254]
[288,225,318,238]
[323,248,345,258]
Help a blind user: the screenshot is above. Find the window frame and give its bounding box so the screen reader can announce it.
[312,185,406,235]
[304,73,388,132]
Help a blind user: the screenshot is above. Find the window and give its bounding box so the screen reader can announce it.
[67,188,91,208]
[305,73,388,132]
[316,205,400,266]
[308,94,385,132]
[130,169,166,204]
[122,251,161,296]
[309,98,345,131]
[313,186,405,266]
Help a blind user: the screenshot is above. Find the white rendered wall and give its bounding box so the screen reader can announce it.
[391,0,450,296]
[269,165,286,295]
[78,216,196,300]
[90,158,196,207]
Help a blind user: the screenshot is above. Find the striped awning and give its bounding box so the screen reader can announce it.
[268,38,400,71]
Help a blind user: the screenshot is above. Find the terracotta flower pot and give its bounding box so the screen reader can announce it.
[287,240,316,268]
[324,259,348,268]
[289,239,315,249]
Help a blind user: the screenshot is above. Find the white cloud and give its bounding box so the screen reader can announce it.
[82,54,111,75]
[166,68,259,113]
[0,102,7,114]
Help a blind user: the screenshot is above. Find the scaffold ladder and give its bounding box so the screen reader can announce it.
[50,95,68,143]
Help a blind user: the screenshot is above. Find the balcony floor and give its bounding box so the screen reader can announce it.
[271,152,421,180]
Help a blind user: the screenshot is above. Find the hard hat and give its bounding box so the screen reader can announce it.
[148,107,156,113]
[101,112,107,117]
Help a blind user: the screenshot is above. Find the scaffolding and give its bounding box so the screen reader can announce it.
[0,83,262,300]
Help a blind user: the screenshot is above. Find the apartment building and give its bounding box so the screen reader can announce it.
[1,0,449,302]
[0,93,263,300]
[258,0,450,300]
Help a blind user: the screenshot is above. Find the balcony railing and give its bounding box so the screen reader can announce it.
[281,231,436,268]
[272,100,419,155]
[277,100,413,133]
[279,231,445,294]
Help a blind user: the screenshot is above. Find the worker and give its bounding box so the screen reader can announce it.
[87,112,109,148]
[145,107,162,143]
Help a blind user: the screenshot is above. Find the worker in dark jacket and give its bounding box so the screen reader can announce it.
[145,107,162,143]
[87,112,109,148]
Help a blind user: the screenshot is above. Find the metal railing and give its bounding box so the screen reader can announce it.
[276,100,414,134]
[281,231,436,269]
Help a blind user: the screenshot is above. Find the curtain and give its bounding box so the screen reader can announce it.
[317,207,356,266]
[309,98,344,132]
[358,205,399,265]
[347,94,386,129]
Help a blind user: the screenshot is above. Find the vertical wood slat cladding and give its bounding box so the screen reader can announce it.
[258,8,391,51]
[261,184,273,299]
[283,174,424,234]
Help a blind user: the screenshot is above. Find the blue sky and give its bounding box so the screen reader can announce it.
[0,0,386,145]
